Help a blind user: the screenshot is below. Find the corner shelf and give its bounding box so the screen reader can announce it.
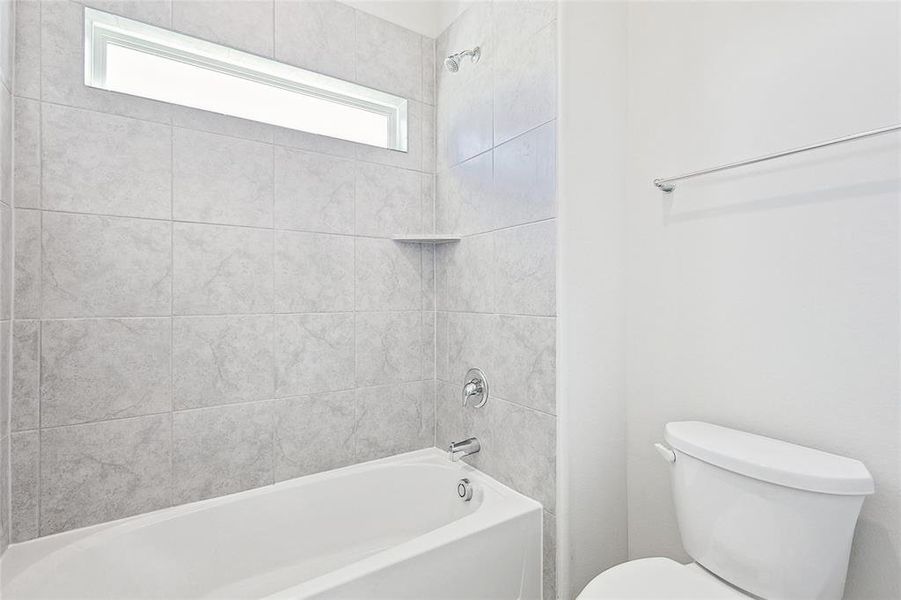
[392,234,461,244]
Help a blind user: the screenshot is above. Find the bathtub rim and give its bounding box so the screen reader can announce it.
[1,447,543,594]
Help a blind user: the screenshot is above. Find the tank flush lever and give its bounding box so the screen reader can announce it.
[654,443,676,463]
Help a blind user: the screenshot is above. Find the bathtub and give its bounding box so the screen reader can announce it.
[0,448,543,599]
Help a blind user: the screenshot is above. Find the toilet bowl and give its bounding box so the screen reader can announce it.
[576,421,874,600]
[578,557,749,599]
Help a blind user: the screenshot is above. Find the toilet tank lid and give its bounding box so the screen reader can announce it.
[664,421,875,496]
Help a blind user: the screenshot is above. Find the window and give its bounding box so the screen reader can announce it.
[84,8,408,151]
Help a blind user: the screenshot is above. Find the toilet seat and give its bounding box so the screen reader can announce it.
[576,557,752,599]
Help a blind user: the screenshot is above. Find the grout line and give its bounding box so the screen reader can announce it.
[36,204,461,241]
[35,4,44,533]
[4,0,20,543]
[168,117,175,509]
[437,116,557,174]
[34,309,430,323]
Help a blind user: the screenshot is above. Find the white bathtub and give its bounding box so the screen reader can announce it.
[0,448,543,599]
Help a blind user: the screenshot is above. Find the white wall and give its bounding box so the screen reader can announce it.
[557,2,628,598]
[625,3,900,599]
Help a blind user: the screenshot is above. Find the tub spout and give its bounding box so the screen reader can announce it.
[448,437,480,462]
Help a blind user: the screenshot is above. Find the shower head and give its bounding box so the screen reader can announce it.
[444,46,480,73]
[444,55,460,73]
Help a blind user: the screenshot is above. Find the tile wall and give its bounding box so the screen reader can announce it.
[432,2,558,597]
[8,0,437,541]
[0,0,12,560]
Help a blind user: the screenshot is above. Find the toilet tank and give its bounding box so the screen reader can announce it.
[663,421,874,600]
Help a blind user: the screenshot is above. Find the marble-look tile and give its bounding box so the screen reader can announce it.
[274,0,355,81]
[421,36,435,106]
[421,311,436,380]
[492,1,556,58]
[14,209,40,318]
[435,233,494,313]
[435,311,449,382]
[355,10,422,100]
[13,98,40,208]
[80,0,171,25]
[41,1,172,123]
[493,315,556,415]
[494,22,556,145]
[0,85,9,207]
[355,381,434,461]
[0,0,12,91]
[494,221,556,316]
[421,104,436,174]
[434,380,485,470]
[355,162,423,236]
[14,0,40,99]
[275,313,354,397]
[0,433,7,553]
[492,121,556,229]
[41,318,171,427]
[171,106,274,144]
[11,430,38,542]
[274,146,354,234]
[272,125,358,160]
[354,238,421,311]
[354,100,422,172]
[483,397,556,512]
[40,414,171,536]
[173,315,274,410]
[543,510,557,600]
[173,128,274,228]
[42,213,171,318]
[0,202,10,318]
[11,320,39,431]
[439,68,493,168]
[0,85,9,210]
[42,104,172,219]
[274,390,354,481]
[0,321,7,434]
[275,231,353,312]
[173,402,274,504]
[436,151,493,235]
[421,173,436,231]
[446,312,495,385]
[355,311,421,387]
[172,0,273,56]
[435,1,492,102]
[173,223,273,315]
[422,243,436,310]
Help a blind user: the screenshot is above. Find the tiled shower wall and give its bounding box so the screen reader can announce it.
[432,2,558,598]
[0,0,12,559]
[8,0,437,541]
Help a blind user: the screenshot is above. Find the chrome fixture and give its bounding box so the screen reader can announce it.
[653,123,901,192]
[444,46,481,72]
[448,437,481,462]
[457,478,474,502]
[462,368,488,408]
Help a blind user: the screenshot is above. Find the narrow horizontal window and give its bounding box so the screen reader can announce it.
[84,8,408,151]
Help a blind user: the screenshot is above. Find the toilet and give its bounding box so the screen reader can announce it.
[578,421,875,600]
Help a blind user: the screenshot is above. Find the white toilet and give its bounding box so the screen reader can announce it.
[578,421,875,600]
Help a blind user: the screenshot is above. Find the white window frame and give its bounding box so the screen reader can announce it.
[83,7,408,151]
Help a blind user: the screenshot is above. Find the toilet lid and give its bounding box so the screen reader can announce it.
[577,558,751,599]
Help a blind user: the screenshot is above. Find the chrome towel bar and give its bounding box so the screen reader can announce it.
[653,123,901,192]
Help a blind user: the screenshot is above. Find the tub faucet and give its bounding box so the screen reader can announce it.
[448,437,480,462]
